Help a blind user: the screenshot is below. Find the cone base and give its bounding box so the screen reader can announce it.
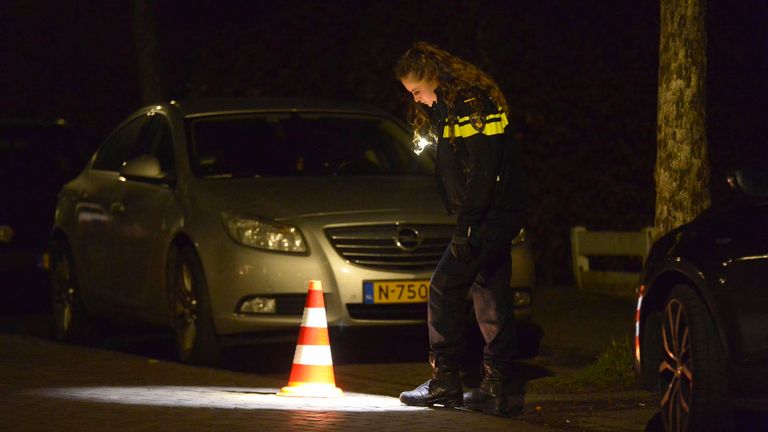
[276,383,344,398]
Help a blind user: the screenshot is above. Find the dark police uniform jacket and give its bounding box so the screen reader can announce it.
[428,88,527,238]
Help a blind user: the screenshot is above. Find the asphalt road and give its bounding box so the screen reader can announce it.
[1,274,664,432]
[4,274,766,431]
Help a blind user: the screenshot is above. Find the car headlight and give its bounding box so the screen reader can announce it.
[222,214,307,253]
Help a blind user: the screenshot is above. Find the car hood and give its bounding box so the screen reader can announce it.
[192,175,447,220]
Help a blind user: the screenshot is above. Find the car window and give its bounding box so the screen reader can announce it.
[92,115,151,172]
[734,167,768,197]
[187,113,433,178]
[126,114,175,174]
[149,117,175,173]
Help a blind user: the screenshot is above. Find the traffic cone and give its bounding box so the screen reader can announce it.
[277,280,343,398]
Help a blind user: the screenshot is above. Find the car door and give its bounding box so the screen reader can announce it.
[111,113,178,317]
[76,115,151,314]
[715,196,768,392]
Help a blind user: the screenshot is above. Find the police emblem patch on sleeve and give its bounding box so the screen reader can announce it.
[469,112,485,132]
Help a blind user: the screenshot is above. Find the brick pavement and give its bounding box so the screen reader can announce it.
[0,334,554,432]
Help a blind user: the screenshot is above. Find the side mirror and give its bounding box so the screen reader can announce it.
[726,167,768,198]
[120,155,175,185]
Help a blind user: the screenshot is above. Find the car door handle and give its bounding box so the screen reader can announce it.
[111,202,125,213]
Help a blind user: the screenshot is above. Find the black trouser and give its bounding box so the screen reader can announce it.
[427,221,521,369]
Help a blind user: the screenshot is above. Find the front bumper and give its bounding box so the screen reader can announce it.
[198,216,534,337]
[199,218,441,336]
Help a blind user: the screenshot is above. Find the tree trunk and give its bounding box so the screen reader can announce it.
[654,0,710,240]
[133,0,166,105]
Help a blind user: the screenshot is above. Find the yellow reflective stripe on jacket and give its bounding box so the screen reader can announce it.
[441,112,509,138]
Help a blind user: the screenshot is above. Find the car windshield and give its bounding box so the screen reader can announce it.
[188,112,433,178]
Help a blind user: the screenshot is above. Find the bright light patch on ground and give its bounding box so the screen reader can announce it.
[32,386,426,413]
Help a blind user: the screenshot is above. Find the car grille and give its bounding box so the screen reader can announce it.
[325,224,452,271]
[346,303,427,320]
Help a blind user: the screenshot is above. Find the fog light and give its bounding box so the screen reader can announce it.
[513,290,531,307]
[239,297,277,314]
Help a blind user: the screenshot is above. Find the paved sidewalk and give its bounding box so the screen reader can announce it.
[0,334,555,432]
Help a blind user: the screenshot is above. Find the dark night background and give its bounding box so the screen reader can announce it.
[1,0,766,284]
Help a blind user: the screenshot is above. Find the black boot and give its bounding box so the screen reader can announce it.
[463,362,522,417]
[399,355,463,408]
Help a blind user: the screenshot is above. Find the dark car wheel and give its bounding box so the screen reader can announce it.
[49,238,100,344]
[168,246,220,365]
[658,284,732,432]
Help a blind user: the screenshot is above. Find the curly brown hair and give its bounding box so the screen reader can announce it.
[394,41,509,139]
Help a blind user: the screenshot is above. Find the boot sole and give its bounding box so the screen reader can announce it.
[401,395,463,408]
[427,397,463,408]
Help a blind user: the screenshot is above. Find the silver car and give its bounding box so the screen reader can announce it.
[49,99,534,364]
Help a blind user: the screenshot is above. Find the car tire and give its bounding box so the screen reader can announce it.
[168,245,220,365]
[49,238,101,345]
[641,309,663,392]
[658,284,732,432]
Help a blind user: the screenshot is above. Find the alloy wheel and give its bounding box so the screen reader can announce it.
[173,262,198,360]
[659,298,693,432]
[51,250,74,337]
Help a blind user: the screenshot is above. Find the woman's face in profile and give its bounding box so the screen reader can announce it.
[401,75,438,107]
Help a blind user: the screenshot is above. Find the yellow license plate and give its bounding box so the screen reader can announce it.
[363,280,430,304]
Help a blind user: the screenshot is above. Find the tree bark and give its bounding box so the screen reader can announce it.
[654,0,710,240]
[133,0,166,105]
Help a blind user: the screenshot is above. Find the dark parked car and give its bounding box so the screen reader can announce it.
[635,167,768,431]
[1,119,79,312]
[49,98,535,364]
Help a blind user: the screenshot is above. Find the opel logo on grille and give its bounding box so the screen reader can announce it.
[394,227,421,252]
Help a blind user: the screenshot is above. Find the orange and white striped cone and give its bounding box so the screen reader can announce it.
[277,280,343,398]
